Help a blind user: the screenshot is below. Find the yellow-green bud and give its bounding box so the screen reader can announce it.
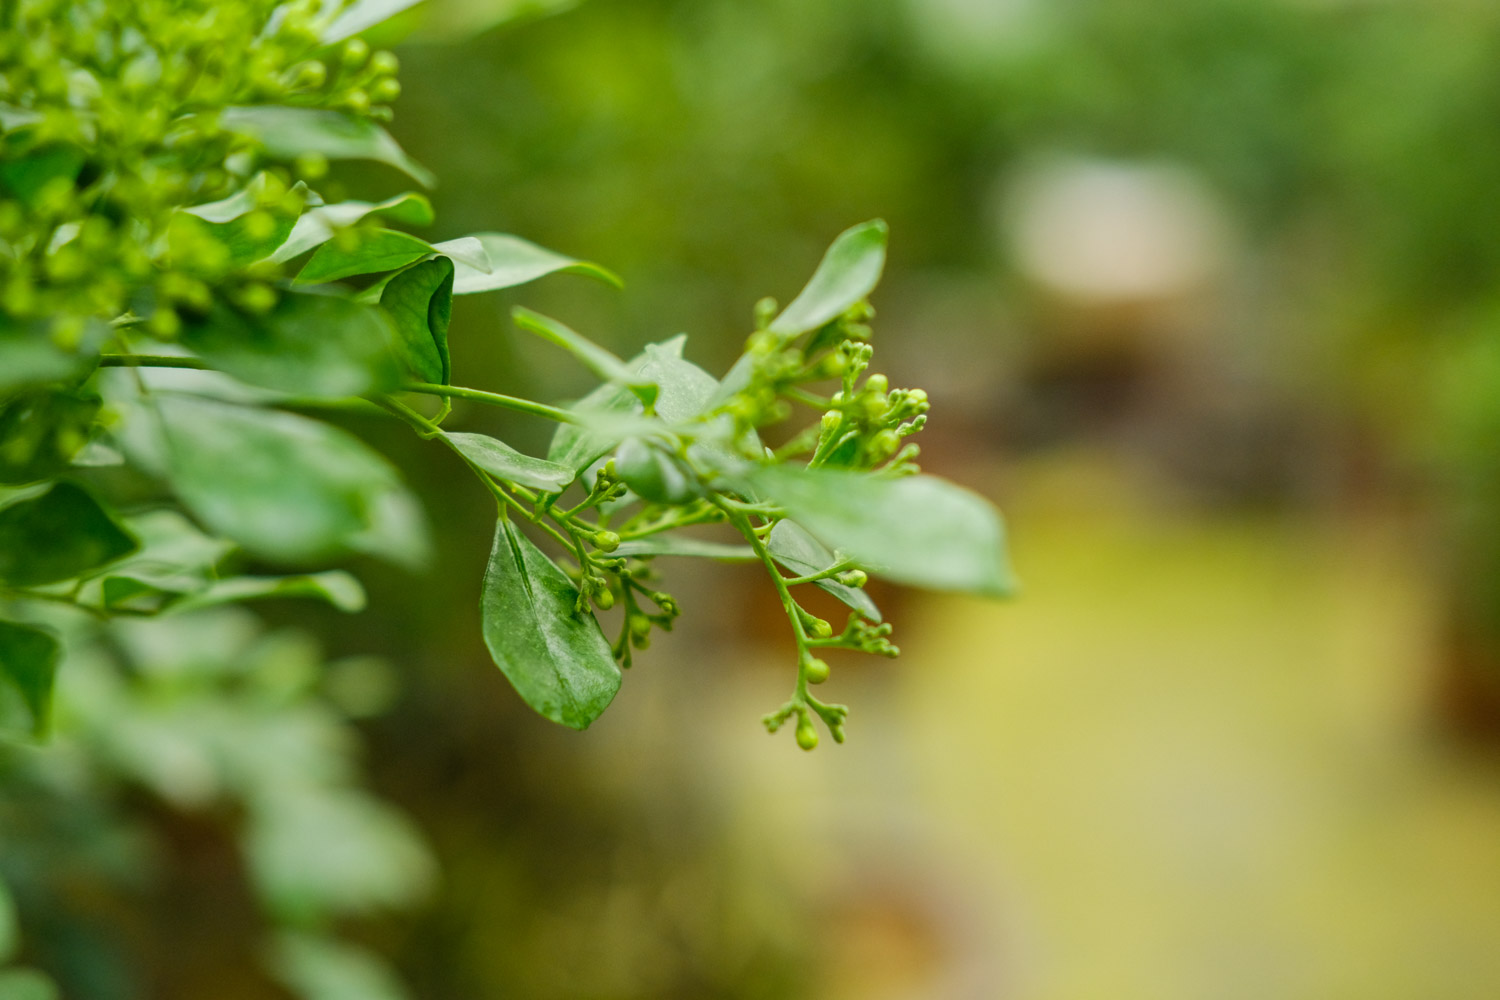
[341,39,370,69]
[594,588,615,611]
[594,530,620,552]
[837,569,868,588]
[370,51,400,76]
[371,78,401,103]
[821,410,841,432]
[804,657,830,684]
[808,618,832,639]
[864,373,888,396]
[795,719,819,751]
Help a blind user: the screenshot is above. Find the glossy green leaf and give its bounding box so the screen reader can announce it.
[0,482,137,586]
[611,535,755,561]
[219,107,435,187]
[141,396,426,567]
[451,233,621,294]
[183,289,398,398]
[380,257,453,384]
[633,336,718,421]
[0,388,99,485]
[740,466,1015,597]
[298,228,435,284]
[769,219,888,337]
[270,193,434,263]
[321,0,427,43]
[480,518,620,730]
[443,432,573,492]
[0,619,60,740]
[426,236,490,274]
[172,571,367,614]
[767,519,881,622]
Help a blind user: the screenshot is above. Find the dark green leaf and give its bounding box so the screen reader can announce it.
[298,228,435,284]
[611,535,755,561]
[0,388,99,485]
[613,438,699,504]
[451,233,621,294]
[0,142,83,206]
[443,432,573,492]
[0,482,137,586]
[182,289,398,398]
[480,518,620,729]
[0,619,60,740]
[769,219,888,337]
[219,107,435,187]
[139,396,426,567]
[740,466,1015,597]
[767,519,881,622]
[380,257,452,384]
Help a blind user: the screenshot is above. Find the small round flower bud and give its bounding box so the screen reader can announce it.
[629,614,652,639]
[593,530,620,552]
[341,38,370,69]
[808,618,832,639]
[795,719,819,751]
[907,388,927,406]
[294,152,329,180]
[871,429,901,461]
[804,657,830,684]
[837,569,868,588]
[371,78,401,103]
[864,373,888,396]
[295,61,327,89]
[594,588,615,611]
[821,410,841,432]
[370,51,400,76]
[343,89,371,114]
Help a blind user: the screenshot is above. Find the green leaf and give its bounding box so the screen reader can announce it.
[140,396,426,567]
[0,316,104,394]
[171,571,367,614]
[219,107,435,187]
[740,466,1015,597]
[544,335,715,474]
[0,481,137,586]
[321,0,428,43]
[270,193,434,263]
[443,432,573,492]
[451,233,621,294]
[0,969,59,1000]
[77,509,233,612]
[613,438,699,505]
[611,535,755,561]
[511,308,654,407]
[480,518,620,729]
[0,142,83,206]
[380,257,452,384]
[0,619,60,740]
[769,219,888,337]
[0,388,99,485]
[298,228,435,284]
[182,289,398,398]
[767,519,881,622]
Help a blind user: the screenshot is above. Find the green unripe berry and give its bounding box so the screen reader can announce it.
[795,719,819,751]
[804,657,830,684]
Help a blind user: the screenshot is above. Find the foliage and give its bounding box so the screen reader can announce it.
[0,0,1013,994]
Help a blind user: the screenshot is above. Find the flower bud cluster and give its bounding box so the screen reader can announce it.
[0,0,402,350]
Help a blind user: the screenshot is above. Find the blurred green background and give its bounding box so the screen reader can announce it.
[22,0,1500,996]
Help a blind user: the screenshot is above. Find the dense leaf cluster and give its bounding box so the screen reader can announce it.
[0,0,1014,992]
